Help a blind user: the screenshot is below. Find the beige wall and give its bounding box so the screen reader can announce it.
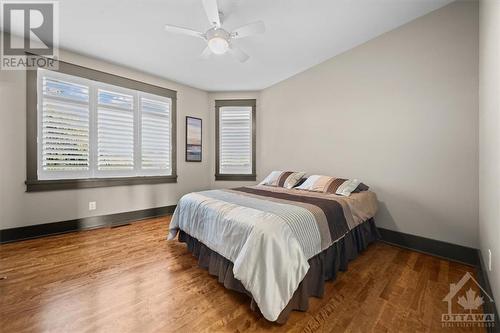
[258,0,479,247]
[479,0,500,309]
[0,47,211,229]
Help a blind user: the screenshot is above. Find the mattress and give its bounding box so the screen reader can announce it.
[168,185,378,321]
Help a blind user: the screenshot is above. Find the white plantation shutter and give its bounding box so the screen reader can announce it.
[219,106,252,174]
[140,96,171,175]
[97,88,135,174]
[36,69,174,181]
[38,70,90,179]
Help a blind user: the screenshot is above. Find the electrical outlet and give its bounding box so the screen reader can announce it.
[488,249,492,271]
[89,201,97,211]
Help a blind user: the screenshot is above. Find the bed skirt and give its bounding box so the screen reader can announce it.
[177,218,380,324]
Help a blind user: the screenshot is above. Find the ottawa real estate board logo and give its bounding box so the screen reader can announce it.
[1,0,59,70]
[442,272,495,329]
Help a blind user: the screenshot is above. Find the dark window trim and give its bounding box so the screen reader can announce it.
[215,99,256,181]
[26,56,177,192]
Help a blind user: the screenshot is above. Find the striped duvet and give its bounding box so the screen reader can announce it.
[168,185,378,321]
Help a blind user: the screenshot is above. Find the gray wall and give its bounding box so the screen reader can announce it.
[258,0,479,247]
[479,0,500,310]
[0,49,211,230]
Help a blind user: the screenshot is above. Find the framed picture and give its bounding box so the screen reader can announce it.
[186,116,202,162]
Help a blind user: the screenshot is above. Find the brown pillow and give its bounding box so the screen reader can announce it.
[352,183,370,193]
[260,171,306,189]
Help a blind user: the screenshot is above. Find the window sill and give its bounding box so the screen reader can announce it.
[25,175,177,192]
[215,174,256,181]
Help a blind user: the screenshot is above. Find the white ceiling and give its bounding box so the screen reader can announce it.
[52,0,453,91]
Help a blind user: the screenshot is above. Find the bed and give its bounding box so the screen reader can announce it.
[167,185,379,323]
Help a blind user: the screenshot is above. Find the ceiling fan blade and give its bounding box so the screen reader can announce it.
[228,45,249,63]
[202,0,221,27]
[231,21,265,39]
[164,25,204,39]
[200,46,212,59]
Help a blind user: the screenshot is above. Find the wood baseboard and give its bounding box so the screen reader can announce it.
[0,205,176,243]
[377,227,478,266]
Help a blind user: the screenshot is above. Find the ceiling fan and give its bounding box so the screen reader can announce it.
[163,0,265,62]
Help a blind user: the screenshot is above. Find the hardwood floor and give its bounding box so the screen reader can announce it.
[0,216,485,332]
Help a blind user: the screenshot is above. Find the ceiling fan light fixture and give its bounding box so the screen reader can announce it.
[208,36,229,54]
[163,0,265,62]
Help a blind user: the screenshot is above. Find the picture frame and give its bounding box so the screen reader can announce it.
[186,116,202,162]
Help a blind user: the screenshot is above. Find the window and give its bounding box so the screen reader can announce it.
[38,72,90,179]
[26,60,177,191]
[215,99,256,181]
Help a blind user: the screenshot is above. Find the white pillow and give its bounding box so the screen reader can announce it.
[295,175,325,191]
[336,179,361,196]
[259,171,282,186]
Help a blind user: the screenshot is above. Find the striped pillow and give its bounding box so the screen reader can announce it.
[295,175,361,196]
[260,171,306,189]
